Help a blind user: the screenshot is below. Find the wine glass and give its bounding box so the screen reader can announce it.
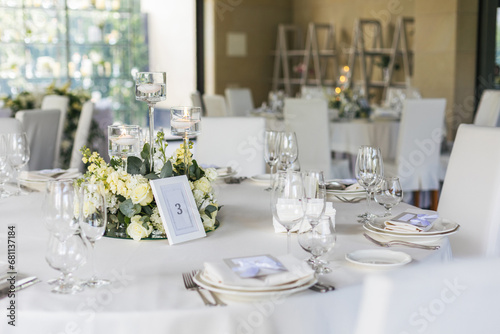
[264,130,281,190]
[78,181,110,288]
[278,131,298,171]
[107,125,141,171]
[271,170,306,254]
[135,72,167,171]
[374,177,403,216]
[0,134,12,198]
[303,170,326,227]
[355,146,384,222]
[42,180,80,239]
[298,215,336,274]
[45,231,87,294]
[7,132,30,195]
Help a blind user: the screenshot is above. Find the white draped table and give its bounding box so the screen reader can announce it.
[0,181,451,334]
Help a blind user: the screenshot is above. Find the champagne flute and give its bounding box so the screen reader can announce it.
[79,181,110,288]
[271,170,306,254]
[298,215,336,274]
[374,177,403,216]
[355,146,384,222]
[278,131,298,171]
[0,134,11,198]
[135,72,167,171]
[7,132,30,195]
[303,170,326,227]
[264,130,281,190]
[45,231,87,294]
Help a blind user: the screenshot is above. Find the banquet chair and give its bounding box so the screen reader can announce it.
[283,98,351,179]
[224,87,254,116]
[15,109,61,170]
[384,86,421,107]
[473,89,500,127]
[0,118,23,134]
[438,124,500,257]
[384,98,446,209]
[195,117,266,177]
[190,91,204,111]
[202,94,228,117]
[41,94,69,167]
[70,101,94,172]
[354,257,500,334]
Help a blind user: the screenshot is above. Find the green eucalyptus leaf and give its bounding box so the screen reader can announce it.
[141,143,150,160]
[119,198,142,217]
[143,205,153,215]
[127,156,144,175]
[205,205,217,219]
[145,172,159,180]
[160,160,173,178]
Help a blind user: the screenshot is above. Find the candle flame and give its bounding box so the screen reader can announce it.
[183,108,189,118]
[335,87,341,94]
[343,66,350,72]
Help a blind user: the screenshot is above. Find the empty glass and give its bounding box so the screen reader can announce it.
[42,180,80,240]
[278,131,298,171]
[298,215,336,274]
[107,125,141,171]
[355,146,384,222]
[303,170,326,227]
[374,177,403,216]
[7,132,30,195]
[264,130,281,190]
[271,171,306,254]
[0,134,11,198]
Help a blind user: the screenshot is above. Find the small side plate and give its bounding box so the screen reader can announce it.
[345,249,412,268]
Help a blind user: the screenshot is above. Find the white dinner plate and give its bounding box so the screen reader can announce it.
[216,168,237,179]
[325,179,365,195]
[362,224,449,243]
[250,174,271,184]
[367,216,460,236]
[193,272,317,300]
[345,249,412,268]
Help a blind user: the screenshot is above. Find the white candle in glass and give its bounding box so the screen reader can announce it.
[137,83,161,94]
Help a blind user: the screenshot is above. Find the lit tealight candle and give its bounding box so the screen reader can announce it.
[137,83,161,94]
[113,134,138,146]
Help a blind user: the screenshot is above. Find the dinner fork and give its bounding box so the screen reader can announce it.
[363,233,440,250]
[335,195,364,203]
[182,272,215,306]
[192,270,226,306]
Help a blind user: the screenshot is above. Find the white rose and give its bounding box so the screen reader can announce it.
[205,168,217,182]
[194,177,212,194]
[126,216,153,241]
[193,189,205,204]
[200,213,216,231]
[130,183,154,206]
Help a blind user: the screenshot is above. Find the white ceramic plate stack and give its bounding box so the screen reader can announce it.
[193,271,317,301]
[345,249,412,268]
[250,174,271,184]
[215,167,237,179]
[325,179,366,202]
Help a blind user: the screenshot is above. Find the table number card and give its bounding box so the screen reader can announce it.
[150,175,206,244]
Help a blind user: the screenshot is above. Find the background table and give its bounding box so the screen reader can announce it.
[0,180,450,333]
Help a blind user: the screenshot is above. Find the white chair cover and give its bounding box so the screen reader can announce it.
[191,91,203,109]
[473,89,500,127]
[385,98,446,192]
[283,98,350,179]
[70,101,94,172]
[438,124,500,257]
[0,108,12,118]
[0,118,23,134]
[224,88,254,117]
[384,86,421,107]
[202,94,228,117]
[195,117,266,176]
[355,257,500,334]
[15,109,61,171]
[41,94,69,167]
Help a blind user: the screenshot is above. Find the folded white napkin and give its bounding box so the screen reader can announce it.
[20,168,80,181]
[384,212,438,233]
[203,254,314,288]
[345,182,364,191]
[273,201,336,233]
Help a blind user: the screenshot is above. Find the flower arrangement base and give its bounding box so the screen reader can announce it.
[103,221,219,240]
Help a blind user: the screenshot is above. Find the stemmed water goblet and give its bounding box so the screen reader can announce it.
[42,180,80,240]
[264,130,281,190]
[7,132,30,195]
[355,146,384,222]
[107,125,141,171]
[298,215,336,274]
[374,177,403,217]
[271,170,306,254]
[278,131,298,171]
[79,181,110,288]
[135,72,167,171]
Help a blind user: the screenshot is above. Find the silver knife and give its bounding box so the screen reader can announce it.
[0,276,40,299]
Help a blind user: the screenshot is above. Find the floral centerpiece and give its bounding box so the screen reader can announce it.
[78,131,220,241]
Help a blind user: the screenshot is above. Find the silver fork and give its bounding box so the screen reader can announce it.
[182,272,215,306]
[192,270,226,306]
[363,233,440,250]
[335,195,364,203]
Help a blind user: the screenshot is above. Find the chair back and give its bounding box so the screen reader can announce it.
[0,118,23,134]
[395,98,446,191]
[202,94,228,117]
[42,94,69,167]
[15,109,61,171]
[473,89,500,127]
[195,117,266,176]
[438,124,500,257]
[70,101,94,172]
[284,98,332,177]
[191,91,203,109]
[224,88,254,116]
[355,257,500,334]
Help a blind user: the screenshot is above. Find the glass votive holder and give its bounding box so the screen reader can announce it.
[107,125,141,162]
[170,106,201,137]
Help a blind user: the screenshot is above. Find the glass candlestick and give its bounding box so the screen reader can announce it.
[108,125,141,171]
[170,106,201,178]
[135,72,167,171]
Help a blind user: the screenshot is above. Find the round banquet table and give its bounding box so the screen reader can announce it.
[0,180,451,334]
[330,119,400,160]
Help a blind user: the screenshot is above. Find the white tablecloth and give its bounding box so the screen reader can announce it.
[330,120,400,160]
[0,181,451,333]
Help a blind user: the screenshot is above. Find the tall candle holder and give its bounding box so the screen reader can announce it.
[170,107,201,178]
[108,125,141,171]
[135,72,166,171]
